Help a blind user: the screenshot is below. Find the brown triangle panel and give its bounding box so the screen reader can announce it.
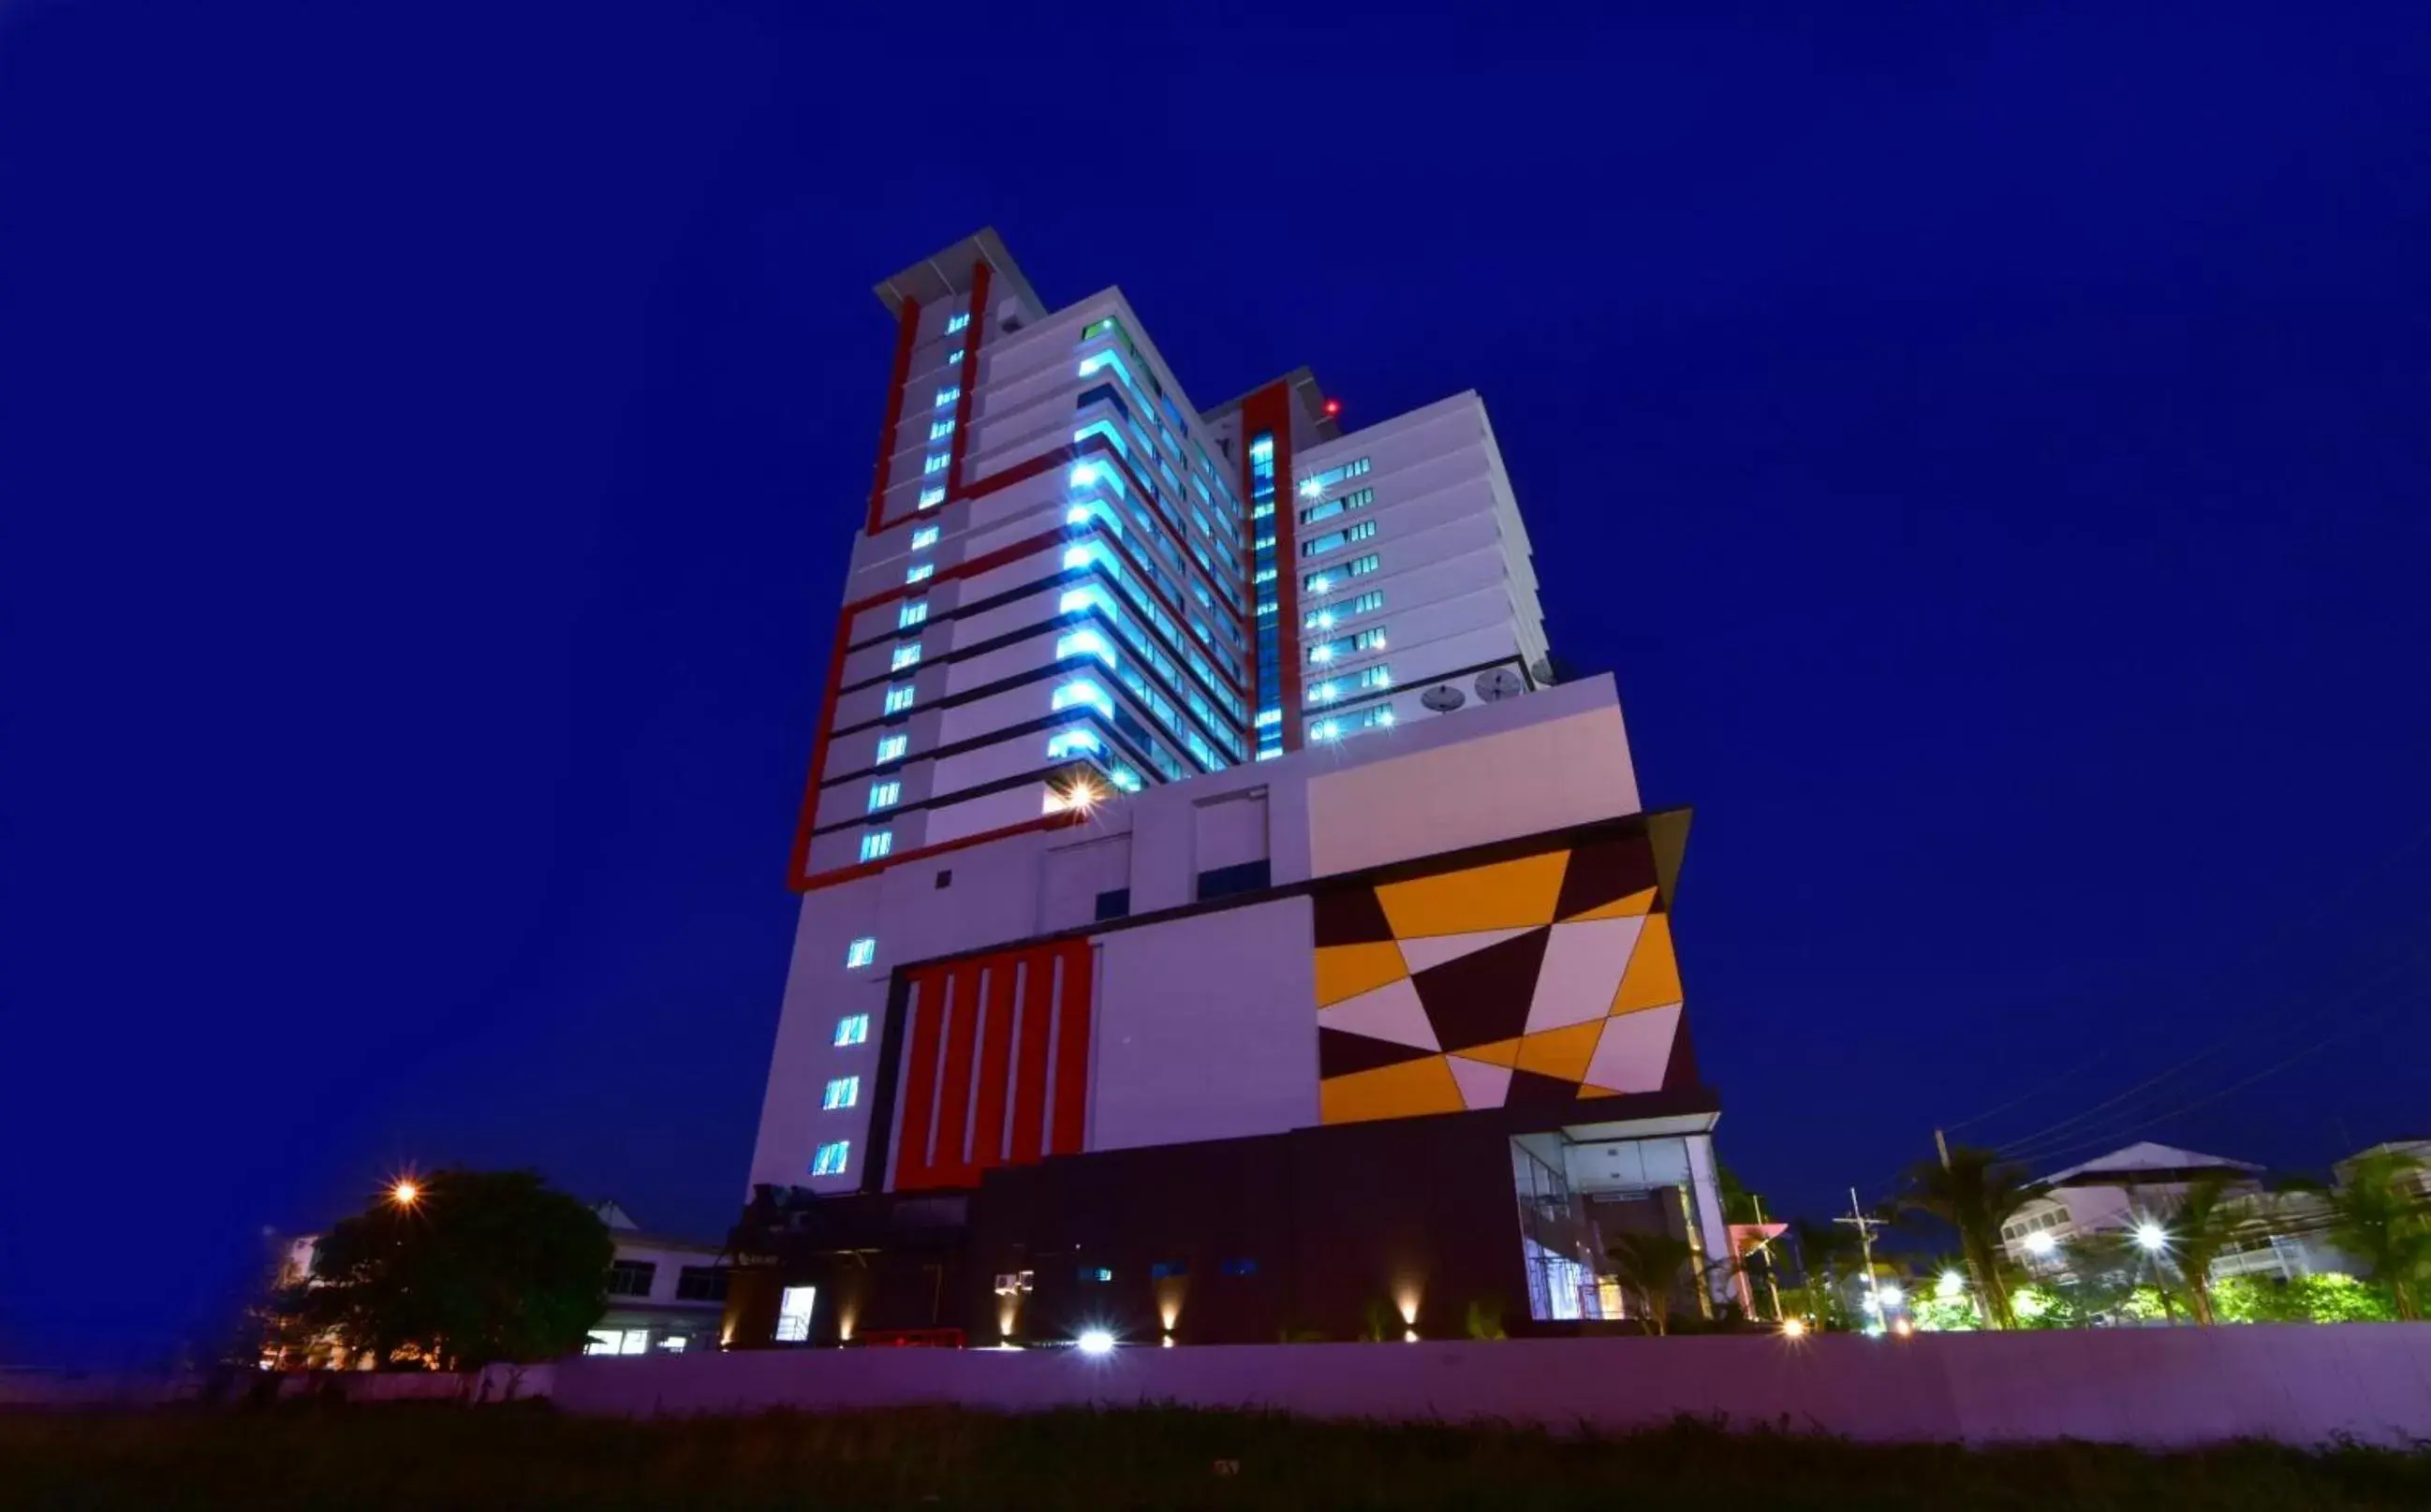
[1409,926,1549,1053]
[1502,1066,1582,1110]
[1554,832,1660,922]
[1319,1026,1436,1079]
[1313,884,1395,947]
[1661,1007,1702,1091]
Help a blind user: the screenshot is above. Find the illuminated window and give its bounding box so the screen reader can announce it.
[922,453,950,476]
[822,1076,860,1110]
[890,643,921,671]
[1349,590,1384,616]
[845,938,876,969]
[945,312,969,334]
[1054,628,1116,668]
[899,600,927,629]
[910,525,940,550]
[934,386,960,408]
[928,418,955,441]
[875,733,907,764]
[833,1014,870,1046]
[943,347,963,366]
[906,563,933,584]
[917,486,945,510]
[858,830,892,862]
[812,1141,850,1177]
[867,781,900,812]
[1358,664,1392,690]
[883,685,915,714]
[774,1284,817,1341]
[1051,678,1113,717]
[1346,552,1380,577]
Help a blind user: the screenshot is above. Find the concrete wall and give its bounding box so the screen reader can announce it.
[544,1327,2431,1449]
[1089,896,1319,1153]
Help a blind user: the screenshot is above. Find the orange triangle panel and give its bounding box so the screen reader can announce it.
[1459,1037,1522,1067]
[1564,887,1658,923]
[1316,941,1408,1007]
[1376,851,1569,939]
[1514,1020,1603,1083]
[1319,1055,1465,1126]
[1612,913,1682,1014]
[1576,1083,1624,1099]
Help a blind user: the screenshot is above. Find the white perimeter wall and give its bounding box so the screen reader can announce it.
[546,1327,2431,1450]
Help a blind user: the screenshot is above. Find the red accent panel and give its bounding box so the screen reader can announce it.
[928,960,983,1185]
[944,259,993,497]
[1006,947,1055,1166]
[785,612,857,888]
[1047,939,1094,1155]
[968,956,1019,1168]
[863,297,923,536]
[1240,381,1303,751]
[893,971,949,1184]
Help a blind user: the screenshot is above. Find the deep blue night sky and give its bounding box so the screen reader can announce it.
[6,4,2428,1364]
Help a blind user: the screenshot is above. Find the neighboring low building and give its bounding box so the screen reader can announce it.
[2001,1142,2262,1274]
[582,1201,730,1357]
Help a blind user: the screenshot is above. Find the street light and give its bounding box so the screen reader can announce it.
[2134,1222,2169,1254]
[390,1180,420,1208]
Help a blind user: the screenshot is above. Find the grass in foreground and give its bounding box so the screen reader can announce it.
[3,1403,2429,1511]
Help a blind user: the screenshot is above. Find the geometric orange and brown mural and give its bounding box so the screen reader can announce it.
[1314,829,1692,1125]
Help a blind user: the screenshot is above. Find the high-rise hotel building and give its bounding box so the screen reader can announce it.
[736,232,1734,1346]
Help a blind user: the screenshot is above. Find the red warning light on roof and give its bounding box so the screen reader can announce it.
[1322,398,1342,418]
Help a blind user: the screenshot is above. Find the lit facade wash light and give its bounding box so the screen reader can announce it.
[1307,575,1332,595]
[1069,462,1100,488]
[1376,708,1396,727]
[1299,477,1324,499]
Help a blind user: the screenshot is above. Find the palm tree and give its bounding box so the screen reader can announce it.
[1606,1231,1697,1336]
[1898,1146,2036,1329]
[2140,1175,2264,1326]
[2321,1151,2431,1320]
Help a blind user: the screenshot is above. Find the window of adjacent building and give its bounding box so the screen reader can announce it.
[833,1013,870,1046]
[928,418,954,441]
[884,684,915,714]
[922,453,950,476]
[774,1284,817,1342]
[899,600,928,629]
[606,1260,656,1298]
[917,486,945,510]
[1346,553,1380,578]
[945,312,970,335]
[812,1141,850,1178]
[890,643,921,671]
[934,386,960,408]
[1196,858,1271,902]
[1148,1260,1188,1280]
[845,937,876,969]
[876,733,907,765]
[910,525,940,551]
[1076,1265,1113,1283]
[906,563,933,584]
[1350,590,1385,616]
[1220,1257,1259,1277]
[676,1266,729,1302]
[867,781,900,813]
[1095,887,1130,921]
[944,347,963,367]
[859,830,892,862]
[822,1075,861,1110]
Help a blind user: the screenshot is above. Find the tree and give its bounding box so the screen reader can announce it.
[289,1169,613,1371]
[1606,1231,1696,1336]
[1896,1146,2035,1329]
[2320,1152,2431,1321]
[2144,1174,2264,1326]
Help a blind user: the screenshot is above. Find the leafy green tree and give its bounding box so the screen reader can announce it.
[1897,1147,2035,1329]
[2320,1152,2431,1320]
[292,1169,613,1371]
[1606,1231,1697,1336]
[2144,1175,2266,1325]
[2291,1272,2400,1323]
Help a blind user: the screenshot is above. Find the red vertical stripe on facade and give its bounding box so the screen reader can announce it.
[968,958,1019,1168]
[1046,940,1094,1155]
[784,610,856,888]
[1006,947,1054,1166]
[864,297,923,536]
[943,259,993,497]
[1241,382,1304,752]
[928,961,984,1185]
[892,972,948,1186]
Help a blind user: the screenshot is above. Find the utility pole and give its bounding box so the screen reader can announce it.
[1749,1194,1785,1322]
[1938,1126,1998,1329]
[1835,1186,1886,1328]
